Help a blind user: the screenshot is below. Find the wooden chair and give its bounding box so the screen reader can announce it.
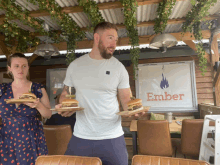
[36,155,102,165]
[181,119,204,158]
[132,155,209,165]
[43,125,72,155]
[137,120,173,157]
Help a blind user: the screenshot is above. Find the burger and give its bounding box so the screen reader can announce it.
[19,93,37,99]
[127,98,143,111]
[61,99,79,108]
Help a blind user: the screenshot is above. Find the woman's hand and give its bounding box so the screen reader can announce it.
[24,98,40,109]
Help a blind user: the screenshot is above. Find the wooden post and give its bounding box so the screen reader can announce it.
[28,54,39,65]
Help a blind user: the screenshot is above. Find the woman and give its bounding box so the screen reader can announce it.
[0,53,52,165]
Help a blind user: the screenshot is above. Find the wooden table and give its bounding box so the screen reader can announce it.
[129,120,182,155]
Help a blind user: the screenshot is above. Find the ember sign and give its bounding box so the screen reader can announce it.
[136,61,198,112]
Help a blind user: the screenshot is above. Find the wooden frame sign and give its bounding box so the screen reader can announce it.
[135,61,198,112]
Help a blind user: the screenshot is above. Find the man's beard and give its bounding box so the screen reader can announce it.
[98,41,114,59]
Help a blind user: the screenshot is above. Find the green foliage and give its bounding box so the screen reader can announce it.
[120,0,140,79]
[75,0,105,64]
[0,0,43,52]
[25,0,86,65]
[1,20,40,53]
[182,0,217,74]
[78,0,105,28]
[154,0,176,34]
[66,33,77,65]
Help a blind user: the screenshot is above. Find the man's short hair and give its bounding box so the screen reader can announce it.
[94,22,118,34]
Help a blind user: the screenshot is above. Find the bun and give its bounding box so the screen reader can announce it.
[127,99,142,106]
[62,99,79,107]
[19,93,37,99]
[62,99,79,104]
[127,98,143,111]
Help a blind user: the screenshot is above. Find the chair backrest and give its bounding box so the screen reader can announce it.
[137,120,173,157]
[43,125,72,155]
[132,155,209,165]
[36,155,102,165]
[181,119,204,156]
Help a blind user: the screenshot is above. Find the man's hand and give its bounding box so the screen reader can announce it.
[131,111,146,118]
[55,104,76,117]
[122,111,146,118]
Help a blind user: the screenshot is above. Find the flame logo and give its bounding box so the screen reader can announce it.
[160,73,169,89]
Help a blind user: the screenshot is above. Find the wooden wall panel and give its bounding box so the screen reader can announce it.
[29,64,67,86]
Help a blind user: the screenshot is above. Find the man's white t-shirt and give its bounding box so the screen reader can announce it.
[63,54,130,140]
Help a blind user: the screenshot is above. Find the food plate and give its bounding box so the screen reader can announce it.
[50,107,84,112]
[117,106,150,116]
[6,99,37,104]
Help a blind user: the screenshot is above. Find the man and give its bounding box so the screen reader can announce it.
[56,22,143,165]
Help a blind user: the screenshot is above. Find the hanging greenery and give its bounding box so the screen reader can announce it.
[0,0,44,52]
[0,20,40,53]
[78,0,105,31]
[182,0,217,75]
[66,33,77,65]
[120,0,140,79]
[154,0,176,34]
[25,0,86,64]
[0,0,46,34]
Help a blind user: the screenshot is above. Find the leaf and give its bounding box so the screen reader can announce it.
[190,0,196,6]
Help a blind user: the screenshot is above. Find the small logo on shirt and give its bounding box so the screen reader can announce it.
[106,71,110,75]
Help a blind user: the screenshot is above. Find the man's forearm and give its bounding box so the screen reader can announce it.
[120,98,130,111]
[118,88,132,111]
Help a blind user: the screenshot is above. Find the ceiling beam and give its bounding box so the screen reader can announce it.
[28,54,39,65]
[0,30,211,55]
[0,41,11,60]
[183,40,211,63]
[23,30,211,53]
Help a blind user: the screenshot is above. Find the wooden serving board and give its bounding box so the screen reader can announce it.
[50,107,84,112]
[6,99,37,104]
[117,106,150,116]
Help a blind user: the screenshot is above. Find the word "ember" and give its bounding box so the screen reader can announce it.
[147,92,184,101]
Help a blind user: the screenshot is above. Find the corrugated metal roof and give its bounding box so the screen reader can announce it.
[137,4,158,22]
[0,0,219,46]
[56,0,78,7]
[10,19,35,32]
[15,0,39,11]
[101,8,124,24]
[169,0,193,19]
